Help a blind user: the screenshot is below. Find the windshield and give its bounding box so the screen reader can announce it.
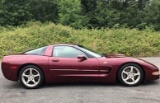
[77,45,101,58]
[25,46,47,55]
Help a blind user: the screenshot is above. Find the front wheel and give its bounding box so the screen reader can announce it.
[118,63,144,86]
[19,65,44,89]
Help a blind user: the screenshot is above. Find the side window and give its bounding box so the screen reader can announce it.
[25,46,47,55]
[53,46,87,58]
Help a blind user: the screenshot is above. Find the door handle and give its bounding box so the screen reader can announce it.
[52,59,59,62]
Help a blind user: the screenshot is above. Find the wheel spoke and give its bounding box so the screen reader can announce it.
[123,71,128,75]
[33,74,40,77]
[131,77,135,82]
[124,76,130,81]
[22,73,29,78]
[134,72,140,76]
[26,79,30,84]
[130,66,134,73]
[29,68,33,75]
[32,79,36,84]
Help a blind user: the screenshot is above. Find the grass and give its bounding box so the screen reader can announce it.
[0,21,160,58]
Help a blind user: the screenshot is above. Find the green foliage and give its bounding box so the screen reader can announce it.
[57,0,87,29]
[0,0,160,30]
[142,0,160,31]
[0,0,32,25]
[80,0,160,30]
[0,22,160,58]
[28,0,58,22]
[0,0,58,26]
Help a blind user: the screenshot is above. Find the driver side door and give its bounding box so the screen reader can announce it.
[48,45,100,82]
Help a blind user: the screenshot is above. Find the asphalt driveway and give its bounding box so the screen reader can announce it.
[0,57,160,103]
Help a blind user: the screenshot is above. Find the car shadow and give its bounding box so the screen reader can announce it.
[43,83,119,88]
[4,80,160,89]
[142,80,160,86]
[42,80,159,88]
[4,81,24,89]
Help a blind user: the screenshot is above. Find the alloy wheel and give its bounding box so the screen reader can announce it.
[118,63,143,86]
[121,66,141,85]
[19,65,44,89]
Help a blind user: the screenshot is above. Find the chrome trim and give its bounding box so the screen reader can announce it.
[49,69,99,72]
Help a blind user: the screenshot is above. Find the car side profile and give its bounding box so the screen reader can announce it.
[1,44,159,89]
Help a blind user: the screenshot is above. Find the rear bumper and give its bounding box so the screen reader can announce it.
[1,62,18,81]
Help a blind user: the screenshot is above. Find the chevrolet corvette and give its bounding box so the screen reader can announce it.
[1,44,159,89]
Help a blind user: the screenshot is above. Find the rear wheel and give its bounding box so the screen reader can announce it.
[19,65,44,89]
[118,63,144,86]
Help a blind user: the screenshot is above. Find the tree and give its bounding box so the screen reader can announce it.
[0,0,32,25]
[0,0,58,26]
[143,0,160,30]
[28,0,58,23]
[57,0,87,29]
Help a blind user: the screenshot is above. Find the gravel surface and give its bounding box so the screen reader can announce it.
[0,57,160,103]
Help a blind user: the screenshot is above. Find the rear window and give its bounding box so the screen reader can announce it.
[25,46,47,55]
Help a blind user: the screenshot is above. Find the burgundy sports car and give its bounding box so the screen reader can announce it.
[1,44,159,89]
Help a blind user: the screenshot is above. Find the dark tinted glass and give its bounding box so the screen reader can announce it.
[25,46,47,55]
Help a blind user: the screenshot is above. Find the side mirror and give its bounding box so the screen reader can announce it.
[77,55,87,61]
[101,53,107,57]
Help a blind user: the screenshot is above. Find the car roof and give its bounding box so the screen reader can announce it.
[52,44,78,47]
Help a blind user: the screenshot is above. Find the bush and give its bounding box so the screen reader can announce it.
[0,22,160,58]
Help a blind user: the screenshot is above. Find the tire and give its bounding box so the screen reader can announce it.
[118,63,144,86]
[19,65,44,89]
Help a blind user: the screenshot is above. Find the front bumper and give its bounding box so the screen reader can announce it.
[145,68,159,81]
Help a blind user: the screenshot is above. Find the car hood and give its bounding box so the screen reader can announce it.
[104,54,126,58]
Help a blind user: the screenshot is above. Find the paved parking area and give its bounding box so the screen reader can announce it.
[0,57,160,103]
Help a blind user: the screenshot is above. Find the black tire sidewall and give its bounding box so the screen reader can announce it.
[19,65,44,89]
[118,63,144,86]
